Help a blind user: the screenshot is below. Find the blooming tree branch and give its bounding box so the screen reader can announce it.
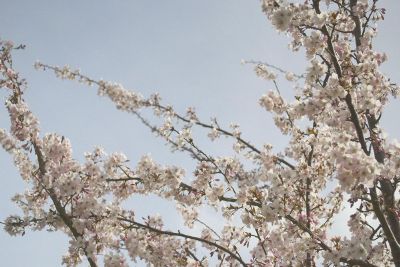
[2,0,400,266]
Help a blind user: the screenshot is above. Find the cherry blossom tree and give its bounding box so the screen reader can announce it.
[1,0,399,266]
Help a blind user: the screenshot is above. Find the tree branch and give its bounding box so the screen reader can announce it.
[32,143,97,267]
[118,216,248,267]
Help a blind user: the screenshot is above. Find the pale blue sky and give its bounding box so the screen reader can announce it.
[0,1,400,266]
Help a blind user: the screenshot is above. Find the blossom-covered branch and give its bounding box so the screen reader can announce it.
[2,0,400,266]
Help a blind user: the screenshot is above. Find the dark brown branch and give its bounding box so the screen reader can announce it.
[313,0,369,156]
[313,1,399,263]
[350,0,362,48]
[33,143,97,267]
[185,248,205,267]
[118,217,248,266]
[370,186,400,266]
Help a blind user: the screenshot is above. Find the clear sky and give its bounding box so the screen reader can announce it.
[1,1,400,266]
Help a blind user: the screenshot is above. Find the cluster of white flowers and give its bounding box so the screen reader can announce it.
[304,31,324,59]
[254,64,277,80]
[135,155,183,193]
[334,142,381,192]
[271,6,293,32]
[104,253,128,267]
[259,90,285,113]
[176,127,192,148]
[6,100,39,141]
[306,59,328,82]
[0,128,16,152]
[98,82,143,112]
[177,205,198,228]
[207,127,220,141]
